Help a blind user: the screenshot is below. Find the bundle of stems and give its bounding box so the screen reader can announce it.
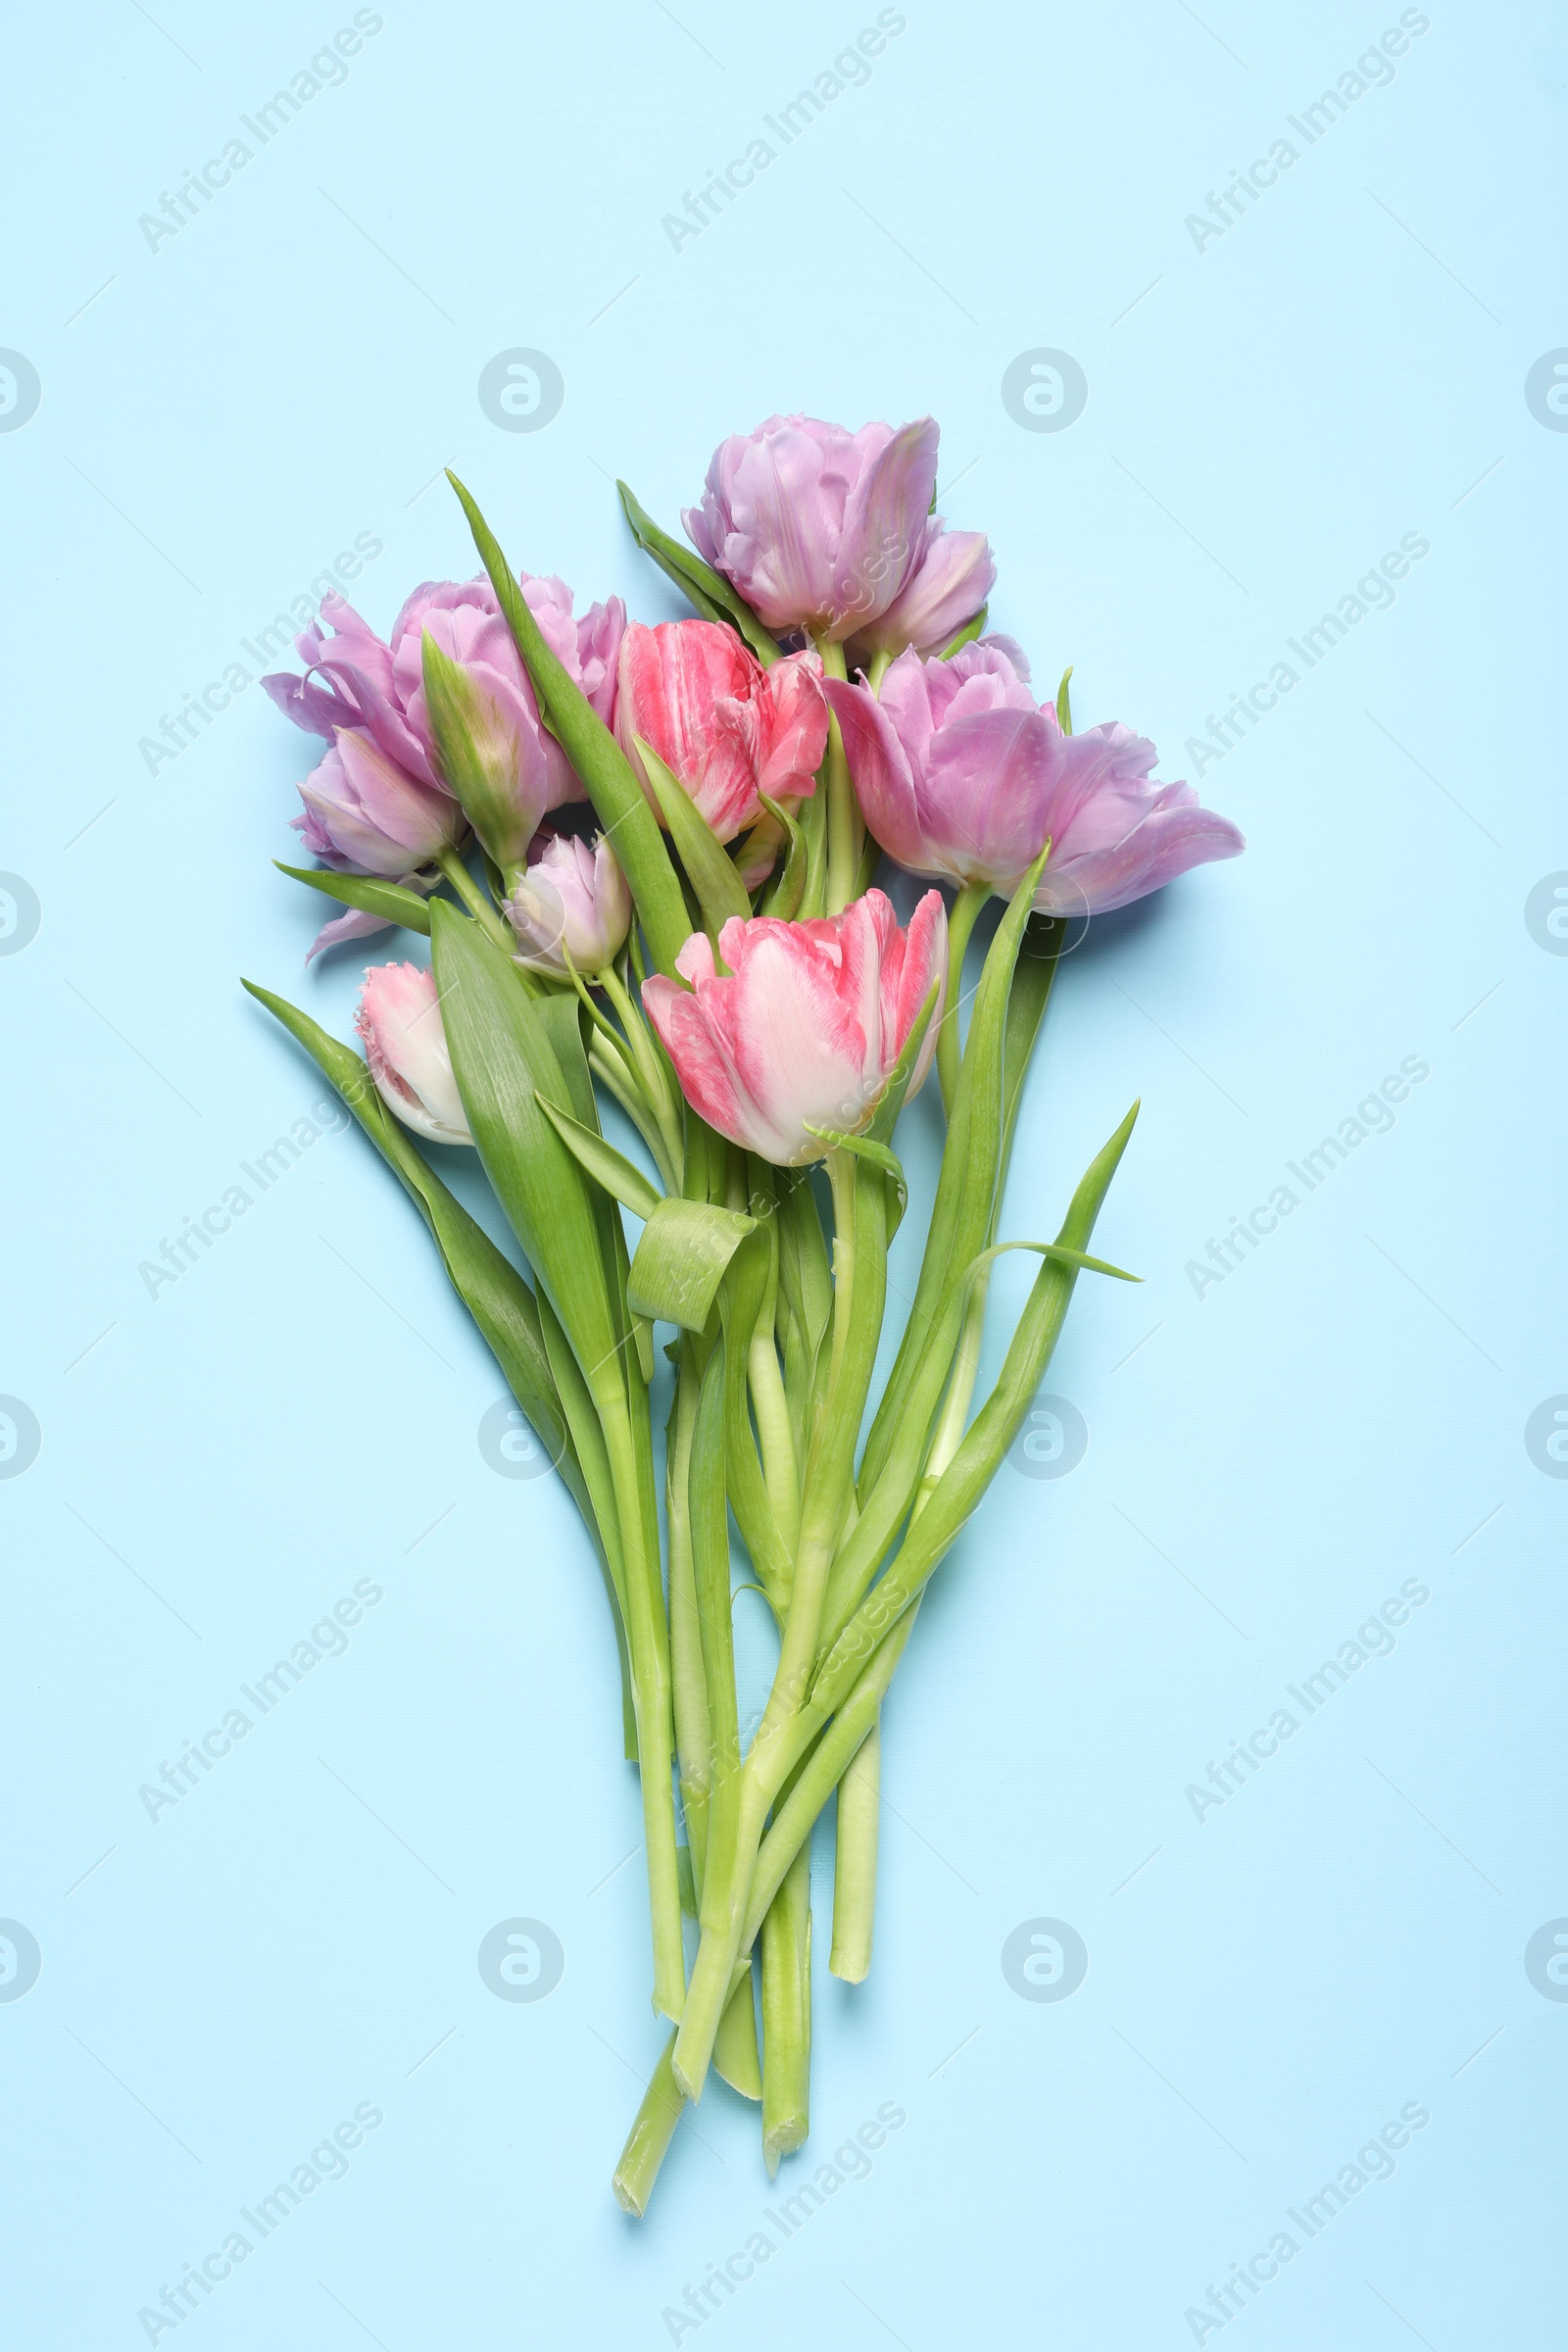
[247,470,1144,2214]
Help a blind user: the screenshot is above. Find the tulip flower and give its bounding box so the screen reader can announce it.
[684,414,991,651]
[823,643,1245,915]
[642,889,947,1166]
[615,619,828,845]
[504,832,633,976]
[292,728,466,959]
[265,575,626,820]
[355,961,473,1146]
[267,591,440,789]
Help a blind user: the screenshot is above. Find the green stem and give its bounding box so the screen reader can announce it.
[435,845,512,950]
[599,1392,687,2023]
[936,881,992,1115]
[749,1326,801,1557]
[599,964,685,1187]
[713,1968,762,2102]
[815,637,859,915]
[867,648,894,694]
[829,1718,880,1983]
[672,1152,888,2101]
[760,1828,812,2172]
[612,2033,685,2216]
[665,1350,711,1886]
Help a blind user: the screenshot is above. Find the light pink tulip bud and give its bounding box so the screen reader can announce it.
[642,889,947,1167]
[355,962,472,1147]
[504,834,633,976]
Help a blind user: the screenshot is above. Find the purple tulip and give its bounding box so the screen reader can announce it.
[292,728,464,960]
[266,592,441,790]
[504,832,633,976]
[265,575,627,815]
[684,414,993,651]
[823,643,1245,917]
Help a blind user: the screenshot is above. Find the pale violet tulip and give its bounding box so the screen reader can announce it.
[292,728,465,960]
[823,643,1245,917]
[504,834,633,976]
[684,414,992,652]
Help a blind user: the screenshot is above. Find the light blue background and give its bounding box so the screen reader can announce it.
[3,2,1564,2344]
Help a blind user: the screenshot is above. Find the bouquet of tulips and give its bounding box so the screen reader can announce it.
[246,413,1243,2211]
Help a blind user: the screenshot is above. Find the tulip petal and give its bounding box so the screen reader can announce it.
[830,417,939,641]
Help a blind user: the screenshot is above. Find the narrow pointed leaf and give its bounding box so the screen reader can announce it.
[273,862,432,935]
[757,791,807,919]
[635,736,752,936]
[240,979,587,1511]
[813,1102,1141,1707]
[939,608,987,660]
[616,479,781,666]
[446,469,692,976]
[1055,664,1073,733]
[536,1096,662,1221]
[866,978,940,1147]
[429,901,623,1401]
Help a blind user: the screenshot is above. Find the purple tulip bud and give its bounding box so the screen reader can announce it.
[824,644,1245,917]
[504,833,633,976]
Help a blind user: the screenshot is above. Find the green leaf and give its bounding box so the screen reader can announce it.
[273,862,432,936]
[429,901,625,1408]
[627,1197,757,1332]
[1000,913,1064,1168]
[239,978,585,1504]
[938,608,988,660]
[632,1311,657,1386]
[419,628,524,867]
[616,479,782,666]
[446,470,693,977]
[858,852,1049,1502]
[635,736,752,937]
[536,1095,662,1221]
[956,1237,1142,1295]
[1055,664,1073,734]
[867,976,941,1148]
[811,1102,1141,1714]
[804,1126,908,1232]
[757,792,807,919]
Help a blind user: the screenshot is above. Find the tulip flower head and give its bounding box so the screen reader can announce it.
[642,889,947,1166]
[615,619,828,845]
[685,415,993,653]
[266,574,626,825]
[355,962,473,1146]
[824,643,1245,919]
[504,833,633,977]
[292,727,466,960]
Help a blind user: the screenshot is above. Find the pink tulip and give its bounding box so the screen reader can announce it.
[823,643,1245,917]
[642,890,947,1167]
[504,833,633,976]
[684,414,992,651]
[615,619,828,845]
[355,962,473,1147]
